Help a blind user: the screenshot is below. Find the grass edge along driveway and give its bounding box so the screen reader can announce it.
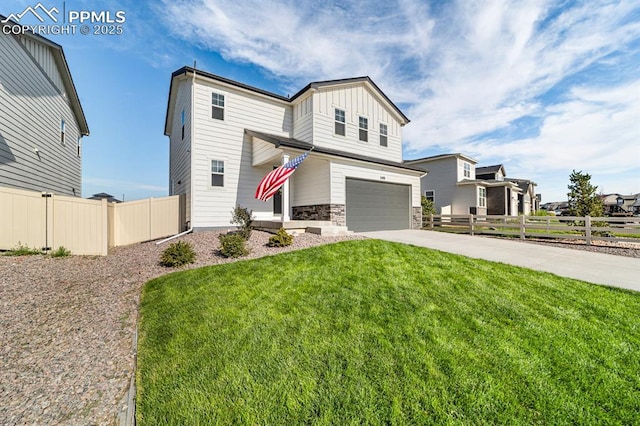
[136,239,640,425]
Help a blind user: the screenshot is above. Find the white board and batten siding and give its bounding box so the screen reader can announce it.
[0,33,82,196]
[190,77,293,228]
[292,94,313,143]
[291,157,331,206]
[168,78,192,228]
[311,85,404,163]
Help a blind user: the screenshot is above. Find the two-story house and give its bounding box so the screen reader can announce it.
[405,154,521,216]
[476,165,537,215]
[165,67,425,232]
[0,18,89,196]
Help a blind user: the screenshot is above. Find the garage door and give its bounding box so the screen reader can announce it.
[345,178,411,232]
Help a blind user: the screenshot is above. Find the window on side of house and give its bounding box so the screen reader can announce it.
[478,187,486,207]
[77,136,81,157]
[464,162,471,178]
[212,93,225,120]
[379,123,388,147]
[181,109,185,140]
[359,116,368,142]
[334,108,346,136]
[60,119,65,145]
[425,190,435,203]
[211,160,224,187]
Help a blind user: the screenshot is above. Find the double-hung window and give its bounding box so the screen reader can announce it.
[211,160,224,187]
[359,116,368,142]
[212,93,225,120]
[464,162,471,178]
[478,187,487,208]
[425,190,435,203]
[334,108,346,136]
[379,123,388,147]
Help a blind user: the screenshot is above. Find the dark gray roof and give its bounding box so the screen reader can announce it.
[88,193,121,203]
[165,67,409,134]
[476,165,504,175]
[245,129,426,173]
[505,178,536,190]
[405,153,477,164]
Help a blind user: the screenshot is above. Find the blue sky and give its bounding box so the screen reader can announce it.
[3,0,639,202]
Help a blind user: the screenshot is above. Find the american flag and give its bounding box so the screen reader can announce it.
[255,151,310,201]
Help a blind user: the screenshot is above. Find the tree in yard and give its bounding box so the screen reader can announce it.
[567,170,604,217]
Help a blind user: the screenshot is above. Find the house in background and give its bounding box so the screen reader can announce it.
[0,17,89,196]
[165,67,425,233]
[405,154,520,216]
[476,165,539,215]
[601,193,639,216]
[87,192,121,203]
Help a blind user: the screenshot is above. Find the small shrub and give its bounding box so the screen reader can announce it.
[160,241,196,267]
[421,196,435,216]
[218,233,249,258]
[51,246,71,257]
[268,228,293,247]
[3,242,42,256]
[230,205,254,241]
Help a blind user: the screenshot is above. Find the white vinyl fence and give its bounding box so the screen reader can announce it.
[0,187,182,255]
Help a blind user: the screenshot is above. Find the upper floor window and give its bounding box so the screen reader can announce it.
[77,136,81,158]
[464,162,471,178]
[211,160,224,187]
[181,109,185,140]
[60,119,65,145]
[334,108,345,136]
[379,123,388,147]
[478,187,487,207]
[212,93,225,120]
[359,116,368,142]
[425,190,435,203]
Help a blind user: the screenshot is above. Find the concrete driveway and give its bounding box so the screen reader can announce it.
[360,230,640,293]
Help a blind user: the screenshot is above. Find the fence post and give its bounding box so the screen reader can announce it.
[520,215,525,240]
[585,216,591,246]
[429,214,434,230]
[469,214,474,236]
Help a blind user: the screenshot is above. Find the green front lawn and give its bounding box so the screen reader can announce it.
[136,240,640,424]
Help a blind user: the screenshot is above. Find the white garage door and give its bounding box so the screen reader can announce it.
[345,178,411,232]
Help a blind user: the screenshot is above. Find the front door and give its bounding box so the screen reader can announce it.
[273,188,282,215]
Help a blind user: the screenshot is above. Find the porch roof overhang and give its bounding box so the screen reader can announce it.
[245,129,427,174]
[457,179,523,192]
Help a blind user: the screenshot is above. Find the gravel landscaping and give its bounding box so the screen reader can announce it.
[0,230,362,425]
[1,229,637,425]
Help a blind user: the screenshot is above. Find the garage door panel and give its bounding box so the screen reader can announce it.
[345,178,410,232]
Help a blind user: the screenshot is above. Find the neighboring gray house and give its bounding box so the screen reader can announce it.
[0,19,89,196]
[165,67,425,232]
[601,193,640,216]
[476,165,539,215]
[405,154,521,216]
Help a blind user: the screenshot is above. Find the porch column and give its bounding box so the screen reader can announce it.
[282,153,290,222]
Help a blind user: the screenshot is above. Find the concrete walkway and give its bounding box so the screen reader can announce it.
[360,230,640,293]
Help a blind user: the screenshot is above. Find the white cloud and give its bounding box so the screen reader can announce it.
[156,0,640,200]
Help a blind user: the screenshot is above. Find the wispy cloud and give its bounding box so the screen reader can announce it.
[156,0,640,199]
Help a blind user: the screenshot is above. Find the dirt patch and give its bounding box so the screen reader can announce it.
[0,230,362,425]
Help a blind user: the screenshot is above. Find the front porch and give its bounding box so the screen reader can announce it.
[253,219,352,236]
